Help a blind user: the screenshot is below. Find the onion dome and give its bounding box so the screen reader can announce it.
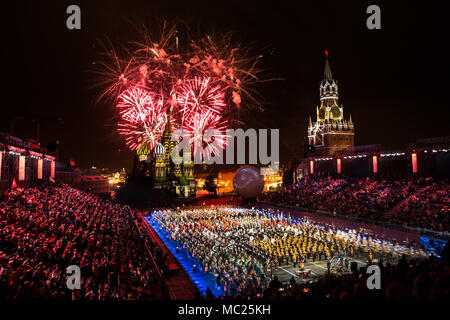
[136,141,150,156]
[154,142,166,155]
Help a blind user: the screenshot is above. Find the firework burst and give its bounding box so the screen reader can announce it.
[116,87,166,151]
[94,22,271,154]
[182,111,228,162]
[175,76,226,125]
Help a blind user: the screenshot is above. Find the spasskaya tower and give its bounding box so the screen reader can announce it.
[306,51,354,156]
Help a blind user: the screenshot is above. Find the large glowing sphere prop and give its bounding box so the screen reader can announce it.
[233,166,265,198]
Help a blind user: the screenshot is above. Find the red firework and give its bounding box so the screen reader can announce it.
[175,76,226,125]
[94,22,271,153]
[116,87,167,150]
[183,111,228,161]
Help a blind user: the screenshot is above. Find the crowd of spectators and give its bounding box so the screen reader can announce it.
[0,184,164,299]
[1,181,447,301]
[224,255,449,301]
[390,179,450,232]
[261,177,449,232]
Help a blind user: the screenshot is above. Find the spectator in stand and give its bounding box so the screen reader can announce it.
[390,179,449,232]
[261,177,449,232]
[247,256,449,301]
[0,184,163,300]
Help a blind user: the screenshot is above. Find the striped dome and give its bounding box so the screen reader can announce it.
[154,142,166,155]
[136,141,150,156]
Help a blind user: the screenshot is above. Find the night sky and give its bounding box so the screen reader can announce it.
[0,1,447,171]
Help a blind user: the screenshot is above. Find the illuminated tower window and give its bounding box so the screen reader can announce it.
[51,161,55,179]
[19,156,26,181]
[412,153,417,173]
[372,155,378,173]
[310,160,314,174]
[337,158,341,174]
[37,159,43,179]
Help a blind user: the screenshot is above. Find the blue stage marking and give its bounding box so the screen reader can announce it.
[145,216,224,297]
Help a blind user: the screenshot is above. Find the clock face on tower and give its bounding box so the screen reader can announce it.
[318,106,326,120]
[330,105,341,119]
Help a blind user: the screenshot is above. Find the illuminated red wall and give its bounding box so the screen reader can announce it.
[412,153,417,173]
[372,155,378,173]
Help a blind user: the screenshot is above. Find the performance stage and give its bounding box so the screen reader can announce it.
[144,206,430,297]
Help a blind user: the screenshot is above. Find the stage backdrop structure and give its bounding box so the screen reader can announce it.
[233,166,264,198]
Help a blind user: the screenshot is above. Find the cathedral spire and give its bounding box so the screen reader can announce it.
[163,109,172,136]
[324,50,333,80]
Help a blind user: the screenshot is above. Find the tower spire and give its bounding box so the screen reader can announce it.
[324,50,333,80]
[163,109,172,136]
[307,51,354,156]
